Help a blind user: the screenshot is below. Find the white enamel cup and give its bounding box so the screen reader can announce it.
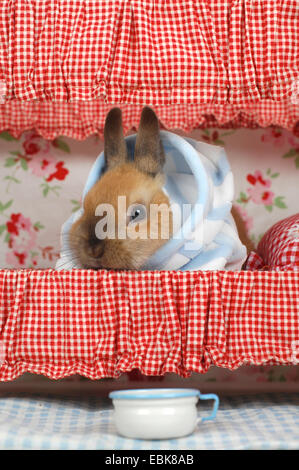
[109,388,219,440]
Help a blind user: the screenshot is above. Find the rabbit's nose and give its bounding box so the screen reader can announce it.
[87,240,104,259]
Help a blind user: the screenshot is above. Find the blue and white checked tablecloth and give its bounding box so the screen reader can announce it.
[0,393,298,450]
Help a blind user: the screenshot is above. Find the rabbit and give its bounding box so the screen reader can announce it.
[68,107,173,270]
[68,106,252,271]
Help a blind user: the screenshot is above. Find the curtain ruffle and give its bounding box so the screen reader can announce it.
[0,1,298,134]
[0,270,298,381]
[0,101,298,140]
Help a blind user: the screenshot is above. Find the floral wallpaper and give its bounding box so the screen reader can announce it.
[0,131,69,268]
[0,130,100,268]
[0,126,298,270]
[0,126,298,390]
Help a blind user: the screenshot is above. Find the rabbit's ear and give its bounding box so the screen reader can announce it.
[134,107,165,176]
[104,108,128,170]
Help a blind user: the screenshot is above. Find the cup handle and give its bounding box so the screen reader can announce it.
[197,393,219,423]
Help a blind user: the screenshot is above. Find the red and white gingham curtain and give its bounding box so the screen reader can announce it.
[0,270,298,381]
[0,0,298,139]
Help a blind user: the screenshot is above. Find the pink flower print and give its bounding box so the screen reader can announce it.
[247,185,275,205]
[7,213,37,253]
[288,135,299,152]
[22,131,51,156]
[5,250,28,268]
[17,213,32,232]
[6,213,22,236]
[247,171,275,206]
[261,127,289,147]
[28,153,57,178]
[10,226,37,253]
[6,213,32,236]
[247,170,271,188]
[31,254,39,267]
[46,161,69,182]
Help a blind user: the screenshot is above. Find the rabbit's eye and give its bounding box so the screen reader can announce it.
[128,204,147,224]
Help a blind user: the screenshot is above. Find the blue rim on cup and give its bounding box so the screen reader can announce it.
[109,388,219,423]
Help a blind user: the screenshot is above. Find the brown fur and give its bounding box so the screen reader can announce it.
[104,108,128,171]
[69,108,172,270]
[134,106,166,175]
[69,106,251,270]
[70,163,172,269]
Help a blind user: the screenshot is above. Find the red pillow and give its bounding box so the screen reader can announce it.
[245,213,299,271]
